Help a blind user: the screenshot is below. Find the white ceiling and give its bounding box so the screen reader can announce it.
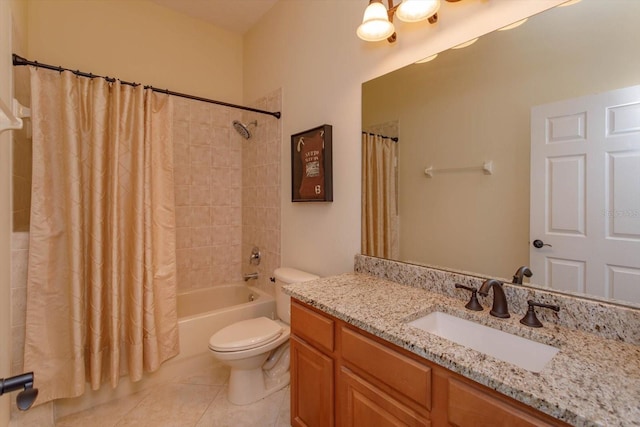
[150,0,279,34]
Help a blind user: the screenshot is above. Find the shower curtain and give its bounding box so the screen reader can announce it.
[361,133,399,259]
[23,67,179,404]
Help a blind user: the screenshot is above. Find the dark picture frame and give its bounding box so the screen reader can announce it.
[291,124,333,202]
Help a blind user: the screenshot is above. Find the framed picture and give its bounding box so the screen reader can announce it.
[291,124,333,202]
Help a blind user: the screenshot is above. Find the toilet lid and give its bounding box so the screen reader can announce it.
[209,317,283,352]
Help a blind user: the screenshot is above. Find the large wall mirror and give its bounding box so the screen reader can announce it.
[362,0,640,308]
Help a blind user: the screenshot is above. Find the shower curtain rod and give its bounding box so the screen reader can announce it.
[12,54,281,119]
[362,131,398,142]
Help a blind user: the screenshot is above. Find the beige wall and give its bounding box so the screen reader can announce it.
[243,0,565,277]
[362,0,640,279]
[27,0,243,104]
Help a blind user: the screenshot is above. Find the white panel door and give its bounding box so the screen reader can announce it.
[531,85,640,303]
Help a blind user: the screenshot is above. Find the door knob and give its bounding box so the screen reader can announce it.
[533,239,552,249]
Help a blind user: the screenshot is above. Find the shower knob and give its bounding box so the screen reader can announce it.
[249,247,261,265]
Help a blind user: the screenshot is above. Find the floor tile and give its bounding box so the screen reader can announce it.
[55,390,151,427]
[195,386,287,427]
[54,373,290,426]
[177,362,230,387]
[114,383,221,427]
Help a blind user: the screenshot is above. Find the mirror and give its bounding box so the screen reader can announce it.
[362,0,640,307]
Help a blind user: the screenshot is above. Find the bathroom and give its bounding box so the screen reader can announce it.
[1,0,639,426]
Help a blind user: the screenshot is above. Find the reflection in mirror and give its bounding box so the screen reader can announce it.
[362,0,640,307]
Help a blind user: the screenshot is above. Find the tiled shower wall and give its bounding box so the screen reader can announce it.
[241,89,282,294]
[172,98,244,292]
[172,89,282,293]
[12,66,31,231]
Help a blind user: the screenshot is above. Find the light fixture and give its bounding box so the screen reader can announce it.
[415,53,438,64]
[396,0,440,23]
[498,18,528,31]
[451,37,478,49]
[358,0,458,43]
[356,1,396,42]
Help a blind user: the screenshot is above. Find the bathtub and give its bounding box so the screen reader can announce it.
[176,284,276,361]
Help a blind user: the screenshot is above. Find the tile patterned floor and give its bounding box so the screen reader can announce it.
[54,362,290,427]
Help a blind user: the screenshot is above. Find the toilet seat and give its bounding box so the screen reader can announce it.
[209,317,283,352]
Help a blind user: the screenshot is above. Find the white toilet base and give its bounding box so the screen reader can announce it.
[227,368,290,406]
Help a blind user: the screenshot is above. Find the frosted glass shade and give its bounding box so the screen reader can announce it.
[396,0,440,23]
[357,2,395,42]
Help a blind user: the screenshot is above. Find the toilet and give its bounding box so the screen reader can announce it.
[208,267,319,405]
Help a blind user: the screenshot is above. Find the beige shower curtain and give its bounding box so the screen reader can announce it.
[24,67,179,404]
[361,133,399,259]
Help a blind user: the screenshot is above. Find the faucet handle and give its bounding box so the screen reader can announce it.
[454,284,483,311]
[519,300,560,328]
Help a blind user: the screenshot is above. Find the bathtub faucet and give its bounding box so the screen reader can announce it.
[243,272,259,282]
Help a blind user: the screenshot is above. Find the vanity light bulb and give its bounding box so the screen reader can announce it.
[357,2,396,42]
[396,0,440,23]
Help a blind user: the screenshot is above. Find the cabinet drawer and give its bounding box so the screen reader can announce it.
[341,326,431,411]
[447,378,560,427]
[291,300,335,353]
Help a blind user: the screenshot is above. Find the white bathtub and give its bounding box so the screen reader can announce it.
[176,284,276,361]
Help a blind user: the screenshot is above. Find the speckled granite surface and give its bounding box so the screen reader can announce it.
[284,272,640,427]
[355,255,640,345]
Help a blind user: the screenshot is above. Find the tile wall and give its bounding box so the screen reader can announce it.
[171,89,282,293]
[172,98,244,292]
[241,89,282,295]
[12,66,31,232]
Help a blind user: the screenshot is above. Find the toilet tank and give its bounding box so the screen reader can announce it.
[274,267,319,324]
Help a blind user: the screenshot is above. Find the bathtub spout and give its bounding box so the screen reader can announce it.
[243,272,259,282]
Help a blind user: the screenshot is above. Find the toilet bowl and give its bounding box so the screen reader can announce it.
[208,268,319,405]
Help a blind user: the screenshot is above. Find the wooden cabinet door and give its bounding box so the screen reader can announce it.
[443,375,564,427]
[338,367,430,427]
[291,336,334,427]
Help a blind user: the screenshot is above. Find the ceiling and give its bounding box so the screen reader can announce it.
[150,0,279,34]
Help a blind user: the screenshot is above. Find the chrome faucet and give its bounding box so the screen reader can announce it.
[243,272,259,282]
[478,279,510,318]
[512,266,533,284]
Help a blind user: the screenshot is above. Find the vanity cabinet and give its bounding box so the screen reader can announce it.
[290,301,335,427]
[290,299,569,427]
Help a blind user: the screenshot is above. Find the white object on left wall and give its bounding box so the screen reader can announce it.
[0,98,29,134]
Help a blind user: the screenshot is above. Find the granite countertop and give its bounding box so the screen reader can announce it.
[284,272,640,427]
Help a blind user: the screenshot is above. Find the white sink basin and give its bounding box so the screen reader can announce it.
[407,311,559,373]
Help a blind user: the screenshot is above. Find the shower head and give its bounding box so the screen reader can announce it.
[232,120,257,139]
